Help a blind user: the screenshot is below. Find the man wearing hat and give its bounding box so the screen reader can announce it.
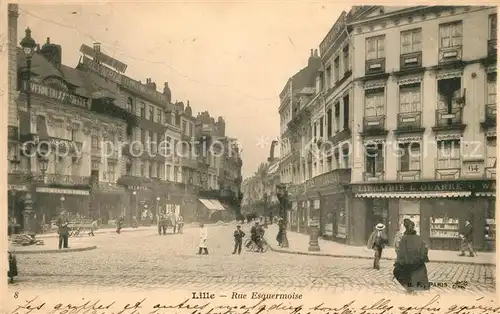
[56,210,70,249]
[232,225,245,254]
[367,223,388,270]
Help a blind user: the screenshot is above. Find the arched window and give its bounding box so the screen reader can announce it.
[126,97,134,112]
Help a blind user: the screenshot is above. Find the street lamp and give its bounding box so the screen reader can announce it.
[60,196,65,212]
[276,184,289,248]
[132,191,137,222]
[156,196,160,223]
[20,28,37,236]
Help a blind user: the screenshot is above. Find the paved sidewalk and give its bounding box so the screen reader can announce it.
[11,236,97,254]
[265,225,495,266]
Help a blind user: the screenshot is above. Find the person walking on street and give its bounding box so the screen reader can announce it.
[88,218,98,236]
[367,223,388,270]
[232,225,245,254]
[459,220,475,257]
[56,211,70,249]
[198,223,209,255]
[393,219,430,293]
[177,215,184,234]
[116,216,124,234]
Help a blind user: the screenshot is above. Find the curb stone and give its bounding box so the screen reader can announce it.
[266,240,495,266]
[13,245,98,255]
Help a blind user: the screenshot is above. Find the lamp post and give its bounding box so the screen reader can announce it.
[132,191,137,224]
[60,196,65,212]
[308,194,321,252]
[276,184,289,248]
[20,28,37,236]
[156,196,160,224]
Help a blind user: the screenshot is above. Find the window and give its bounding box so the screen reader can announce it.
[325,66,331,89]
[149,163,154,178]
[366,36,385,60]
[319,117,324,137]
[439,22,462,48]
[91,135,99,151]
[108,164,116,182]
[166,136,172,155]
[149,106,154,121]
[437,78,461,110]
[150,132,156,153]
[91,159,100,171]
[343,95,349,130]
[127,97,133,112]
[189,123,193,137]
[318,72,324,91]
[166,165,171,180]
[365,89,385,116]
[401,29,422,54]
[487,73,497,105]
[334,102,340,133]
[342,148,349,168]
[365,143,384,175]
[157,163,162,179]
[343,45,350,73]
[164,112,170,125]
[157,109,162,124]
[174,166,179,181]
[173,140,179,156]
[399,84,421,113]
[140,102,145,118]
[486,138,497,168]
[437,140,461,168]
[326,108,332,137]
[333,56,340,82]
[71,123,78,141]
[490,14,497,39]
[182,121,187,134]
[399,143,420,171]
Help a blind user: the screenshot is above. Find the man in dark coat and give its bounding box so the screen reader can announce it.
[393,218,430,293]
[56,211,70,249]
[116,216,124,234]
[232,225,245,254]
[459,220,475,257]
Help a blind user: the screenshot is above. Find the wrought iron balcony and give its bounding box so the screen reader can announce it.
[397,170,421,181]
[396,111,424,133]
[438,45,462,64]
[435,158,461,179]
[365,58,386,75]
[481,104,497,129]
[433,108,465,132]
[488,39,497,59]
[400,51,422,70]
[363,171,385,182]
[362,115,387,136]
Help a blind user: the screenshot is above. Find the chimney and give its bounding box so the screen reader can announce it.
[310,49,313,57]
[40,37,62,66]
[314,49,319,57]
[93,42,101,53]
[163,82,172,103]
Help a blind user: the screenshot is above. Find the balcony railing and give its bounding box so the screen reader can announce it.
[362,115,386,135]
[365,58,386,75]
[438,45,462,63]
[363,171,385,182]
[400,51,422,70]
[434,108,464,130]
[397,111,422,131]
[435,158,461,179]
[45,174,91,186]
[488,39,497,59]
[397,170,421,181]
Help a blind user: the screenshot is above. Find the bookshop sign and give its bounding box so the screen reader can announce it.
[351,180,496,194]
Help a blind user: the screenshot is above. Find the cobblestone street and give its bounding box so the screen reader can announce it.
[9,225,496,296]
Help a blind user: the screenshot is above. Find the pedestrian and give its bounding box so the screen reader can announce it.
[116,216,124,234]
[232,225,245,254]
[276,218,284,246]
[177,215,184,234]
[158,214,166,235]
[56,211,70,249]
[366,223,388,270]
[393,218,430,293]
[88,218,98,236]
[393,225,404,254]
[459,220,475,257]
[198,223,209,255]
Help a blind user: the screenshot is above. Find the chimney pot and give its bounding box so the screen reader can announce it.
[46,37,50,44]
[310,49,313,56]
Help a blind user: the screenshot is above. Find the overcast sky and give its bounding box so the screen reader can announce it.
[17,2,348,178]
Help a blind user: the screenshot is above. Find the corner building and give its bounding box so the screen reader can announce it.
[349,6,496,251]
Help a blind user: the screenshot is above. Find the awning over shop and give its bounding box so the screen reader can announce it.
[476,192,496,197]
[354,191,472,198]
[198,198,226,211]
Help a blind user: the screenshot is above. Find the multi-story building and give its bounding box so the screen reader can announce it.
[11,32,130,232]
[348,6,496,251]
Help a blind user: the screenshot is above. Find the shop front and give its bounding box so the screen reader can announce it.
[7,177,31,234]
[90,182,127,225]
[351,179,496,251]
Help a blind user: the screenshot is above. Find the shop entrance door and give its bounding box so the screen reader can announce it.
[367,199,389,240]
[399,199,421,234]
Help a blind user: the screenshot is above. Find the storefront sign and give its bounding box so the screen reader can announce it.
[27,81,89,109]
[127,185,150,191]
[43,76,69,92]
[352,180,496,194]
[8,185,28,191]
[81,56,122,84]
[80,44,128,73]
[36,187,89,195]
